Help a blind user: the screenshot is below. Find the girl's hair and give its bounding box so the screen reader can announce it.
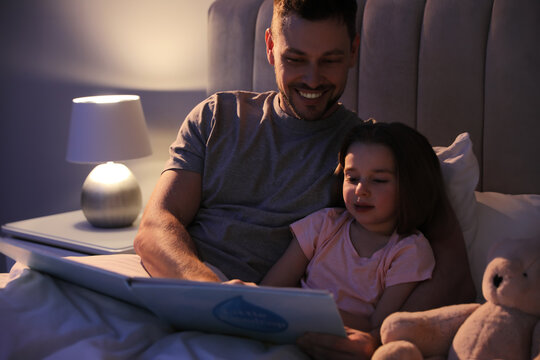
[336,119,447,236]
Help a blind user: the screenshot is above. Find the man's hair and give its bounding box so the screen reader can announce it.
[336,119,447,236]
[272,0,357,41]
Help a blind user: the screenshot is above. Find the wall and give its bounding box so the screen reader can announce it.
[0,0,215,269]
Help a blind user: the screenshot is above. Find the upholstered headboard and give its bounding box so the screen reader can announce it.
[207,0,540,195]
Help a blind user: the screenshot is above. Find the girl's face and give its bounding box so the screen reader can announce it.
[342,142,398,236]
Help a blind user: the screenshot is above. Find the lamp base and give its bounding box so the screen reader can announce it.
[81,162,142,228]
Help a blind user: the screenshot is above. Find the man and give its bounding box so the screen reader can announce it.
[134,0,475,358]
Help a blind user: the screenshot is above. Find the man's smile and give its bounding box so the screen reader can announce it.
[298,90,323,99]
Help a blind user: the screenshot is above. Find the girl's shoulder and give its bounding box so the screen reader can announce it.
[302,207,351,224]
[390,231,433,256]
[292,208,351,237]
[398,230,427,242]
[384,231,436,286]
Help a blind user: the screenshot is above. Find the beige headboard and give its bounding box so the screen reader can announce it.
[207,0,540,195]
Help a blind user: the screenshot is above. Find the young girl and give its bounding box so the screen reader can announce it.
[261,120,445,332]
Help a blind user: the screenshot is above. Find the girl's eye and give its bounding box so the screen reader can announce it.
[373,179,388,184]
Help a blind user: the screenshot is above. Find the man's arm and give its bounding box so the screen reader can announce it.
[402,197,476,311]
[133,169,220,282]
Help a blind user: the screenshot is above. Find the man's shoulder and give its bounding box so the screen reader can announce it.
[189,90,276,122]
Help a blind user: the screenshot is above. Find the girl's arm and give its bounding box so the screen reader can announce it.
[339,282,417,333]
[370,281,418,329]
[260,236,309,287]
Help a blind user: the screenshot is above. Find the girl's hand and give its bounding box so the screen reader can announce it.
[297,326,378,360]
[339,309,371,331]
[222,279,257,286]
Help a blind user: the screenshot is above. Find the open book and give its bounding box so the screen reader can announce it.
[0,237,346,344]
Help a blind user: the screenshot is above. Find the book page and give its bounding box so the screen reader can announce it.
[66,254,150,278]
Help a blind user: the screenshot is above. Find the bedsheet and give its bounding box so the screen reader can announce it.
[0,263,307,360]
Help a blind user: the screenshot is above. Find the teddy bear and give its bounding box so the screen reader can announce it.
[371,237,540,360]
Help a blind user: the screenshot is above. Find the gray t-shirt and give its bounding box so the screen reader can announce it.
[164,90,360,282]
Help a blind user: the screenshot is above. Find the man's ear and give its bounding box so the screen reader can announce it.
[265,28,275,66]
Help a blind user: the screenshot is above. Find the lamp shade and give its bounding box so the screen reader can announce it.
[66,95,152,163]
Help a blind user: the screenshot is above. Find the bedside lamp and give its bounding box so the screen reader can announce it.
[66,95,152,228]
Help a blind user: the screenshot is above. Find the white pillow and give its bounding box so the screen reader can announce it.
[468,191,540,298]
[433,133,479,248]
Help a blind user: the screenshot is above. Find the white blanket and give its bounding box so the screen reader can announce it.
[0,263,308,360]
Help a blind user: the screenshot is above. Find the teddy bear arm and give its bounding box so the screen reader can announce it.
[380,303,480,357]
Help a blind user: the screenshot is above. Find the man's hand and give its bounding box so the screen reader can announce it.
[222,279,257,286]
[296,327,378,360]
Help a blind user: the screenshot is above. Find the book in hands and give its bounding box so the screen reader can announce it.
[0,237,346,344]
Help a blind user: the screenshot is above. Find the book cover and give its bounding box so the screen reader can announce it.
[0,237,346,343]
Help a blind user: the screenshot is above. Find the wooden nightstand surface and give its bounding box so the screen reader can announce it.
[1,210,137,254]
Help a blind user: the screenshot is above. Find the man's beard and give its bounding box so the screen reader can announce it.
[280,86,340,121]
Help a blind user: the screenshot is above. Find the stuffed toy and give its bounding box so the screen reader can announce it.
[372,237,540,360]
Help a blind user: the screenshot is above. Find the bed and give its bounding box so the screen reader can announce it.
[1,0,539,358]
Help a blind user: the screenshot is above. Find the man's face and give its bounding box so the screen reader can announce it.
[266,15,359,121]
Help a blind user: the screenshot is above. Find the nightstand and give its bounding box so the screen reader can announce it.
[1,210,138,254]
[0,210,138,272]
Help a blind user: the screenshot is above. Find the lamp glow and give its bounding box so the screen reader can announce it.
[73,95,140,104]
[87,162,132,184]
[66,95,152,228]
